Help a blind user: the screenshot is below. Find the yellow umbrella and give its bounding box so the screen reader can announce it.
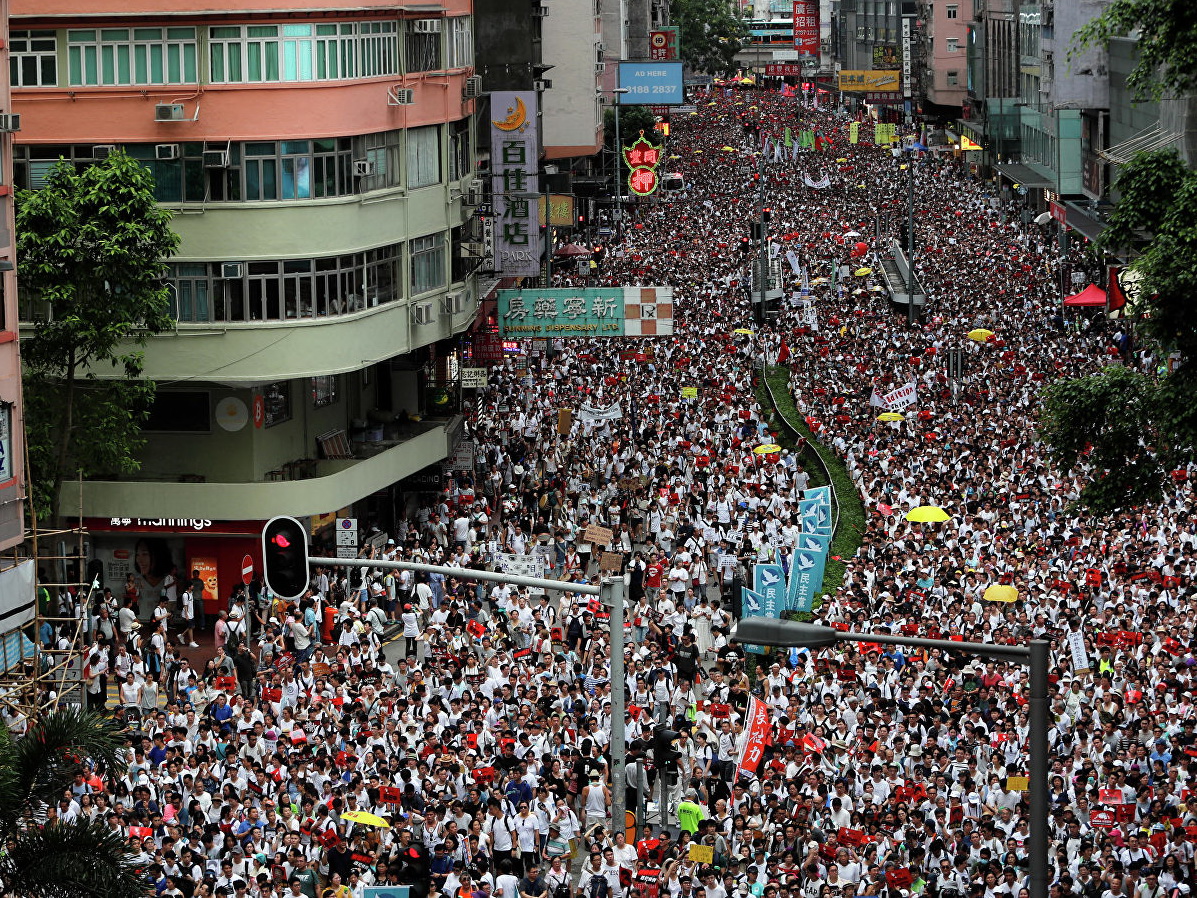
[906,505,951,523]
[341,810,392,828]
[721,146,737,151]
[984,584,1019,603]
[854,267,873,277]
[810,277,829,285]
[876,412,904,422]
[967,328,995,342]
[836,157,848,163]
[753,443,782,455]
[733,328,754,335]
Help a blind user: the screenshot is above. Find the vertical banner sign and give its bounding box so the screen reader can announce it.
[735,696,771,779]
[753,564,786,618]
[799,498,832,534]
[648,27,679,60]
[804,486,832,505]
[901,18,913,98]
[788,539,828,613]
[1067,627,1090,675]
[490,91,541,278]
[792,0,820,55]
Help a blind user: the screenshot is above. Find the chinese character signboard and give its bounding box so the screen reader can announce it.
[901,18,913,97]
[648,27,679,60]
[489,91,541,278]
[838,70,901,92]
[623,133,663,196]
[766,63,803,76]
[497,287,674,338]
[792,0,819,55]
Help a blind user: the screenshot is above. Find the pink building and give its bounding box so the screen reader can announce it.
[0,0,24,549]
[922,0,968,112]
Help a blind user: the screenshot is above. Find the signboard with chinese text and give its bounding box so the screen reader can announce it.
[489,91,541,278]
[872,46,900,69]
[792,0,819,54]
[838,70,901,92]
[618,62,685,105]
[648,27,679,60]
[766,63,804,77]
[497,287,674,338]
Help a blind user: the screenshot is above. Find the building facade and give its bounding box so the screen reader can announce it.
[0,0,23,550]
[920,0,967,112]
[13,0,481,588]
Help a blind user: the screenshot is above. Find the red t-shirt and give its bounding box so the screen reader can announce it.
[645,564,663,588]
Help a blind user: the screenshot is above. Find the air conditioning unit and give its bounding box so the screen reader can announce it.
[443,293,469,315]
[463,75,483,98]
[532,5,549,16]
[0,114,21,133]
[465,183,484,205]
[534,78,552,91]
[154,103,186,122]
[353,159,376,177]
[203,150,230,168]
[155,144,180,160]
[388,86,415,106]
[412,301,436,325]
[595,62,606,73]
[413,18,442,33]
[220,262,244,279]
[93,145,117,160]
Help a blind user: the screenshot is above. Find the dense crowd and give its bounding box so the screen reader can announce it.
[36,84,1197,898]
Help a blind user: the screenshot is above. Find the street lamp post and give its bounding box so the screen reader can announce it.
[600,87,631,244]
[892,145,917,326]
[731,618,1051,898]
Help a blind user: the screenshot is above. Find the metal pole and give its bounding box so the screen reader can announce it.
[906,153,916,325]
[614,99,622,245]
[1027,639,1051,898]
[757,148,767,327]
[607,575,627,836]
[309,556,601,596]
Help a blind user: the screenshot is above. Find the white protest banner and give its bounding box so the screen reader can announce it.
[881,381,918,410]
[578,401,623,424]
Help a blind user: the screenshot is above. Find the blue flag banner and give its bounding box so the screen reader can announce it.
[801,509,833,536]
[794,532,831,554]
[804,486,832,505]
[740,585,770,654]
[753,564,786,618]
[799,498,832,526]
[787,541,828,612]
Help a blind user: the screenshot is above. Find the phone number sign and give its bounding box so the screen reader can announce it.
[617,61,685,105]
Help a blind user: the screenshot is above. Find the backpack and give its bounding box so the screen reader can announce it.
[587,874,609,898]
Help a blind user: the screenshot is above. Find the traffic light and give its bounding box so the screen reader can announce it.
[652,726,682,774]
[762,207,772,223]
[262,515,309,600]
[740,236,752,253]
[750,222,763,241]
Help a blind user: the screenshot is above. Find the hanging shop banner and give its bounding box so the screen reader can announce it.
[490,91,542,278]
[735,696,771,779]
[498,287,674,338]
[792,0,820,55]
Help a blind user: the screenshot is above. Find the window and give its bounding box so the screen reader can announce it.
[168,263,212,322]
[68,27,197,86]
[10,31,58,87]
[360,130,403,192]
[406,125,441,189]
[946,37,959,51]
[311,376,339,407]
[209,21,398,84]
[447,18,473,69]
[410,233,446,295]
[406,19,442,73]
[947,70,959,85]
[946,4,959,17]
[144,391,211,432]
[262,382,291,428]
[449,119,471,182]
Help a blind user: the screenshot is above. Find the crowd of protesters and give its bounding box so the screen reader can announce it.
[25,82,1197,898]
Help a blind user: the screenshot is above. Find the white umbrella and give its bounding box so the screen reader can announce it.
[843,230,861,237]
[1033,211,1052,225]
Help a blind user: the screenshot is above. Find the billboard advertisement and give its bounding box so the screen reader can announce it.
[838,70,901,92]
[489,91,542,278]
[618,61,685,105]
[497,287,674,338]
[873,46,900,68]
[792,0,820,55]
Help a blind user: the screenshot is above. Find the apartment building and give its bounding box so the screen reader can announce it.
[12,0,481,601]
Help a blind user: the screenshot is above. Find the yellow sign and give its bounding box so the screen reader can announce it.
[689,845,714,864]
[537,194,577,228]
[1006,775,1029,792]
[838,70,900,92]
[492,95,528,132]
[960,135,983,151]
[681,387,698,399]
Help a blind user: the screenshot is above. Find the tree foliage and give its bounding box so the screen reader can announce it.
[16,151,179,523]
[671,0,748,77]
[603,105,657,152]
[0,707,147,898]
[1037,150,1197,513]
[1072,0,1197,101]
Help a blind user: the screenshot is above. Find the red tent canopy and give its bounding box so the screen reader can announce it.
[1064,283,1107,307]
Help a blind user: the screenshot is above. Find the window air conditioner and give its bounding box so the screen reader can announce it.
[463,75,483,98]
[353,159,376,176]
[93,145,117,160]
[388,86,415,106]
[532,5,549,16]
[203,150,231,168]
[155,103,186,122]
[414,19,442,33]
[466,184,484,206]
[412,301,436,325]
[156,144,181,160]
[0,114,21,132]
[220,263,244,279]
[534,78,552,91]
[442,292,469,314]
[596,62,606,73]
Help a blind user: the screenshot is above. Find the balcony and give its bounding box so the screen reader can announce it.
[59,417,461,522]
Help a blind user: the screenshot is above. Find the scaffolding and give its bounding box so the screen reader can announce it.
[0,525,92,728]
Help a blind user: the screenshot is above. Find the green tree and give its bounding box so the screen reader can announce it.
[0,707,148,898]
[671,0,748,76]
[1038,149,1197,512]
[1072,0,1197,100]
[603,105,657,152]
[17,151,179,524]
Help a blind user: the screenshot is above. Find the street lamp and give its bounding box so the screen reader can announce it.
[731,618,1050,898]
[599,87,631,243]
[891,145,917,326]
